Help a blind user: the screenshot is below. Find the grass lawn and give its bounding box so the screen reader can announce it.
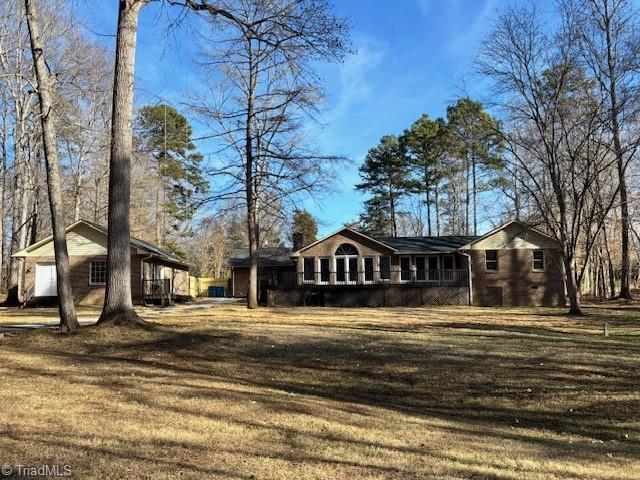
[0,305,639,479]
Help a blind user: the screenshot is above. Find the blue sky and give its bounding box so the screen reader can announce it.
[79,0,508,236]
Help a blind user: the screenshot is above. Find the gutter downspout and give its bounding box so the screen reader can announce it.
[461,251,473,306]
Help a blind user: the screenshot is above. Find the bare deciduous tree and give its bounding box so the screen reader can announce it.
[190,0,349,308]
[24,0,78,330]
[478,3,622,314]
[97,0,150,326]
[567,0,640,300]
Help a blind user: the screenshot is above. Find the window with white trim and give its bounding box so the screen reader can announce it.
[532,250,544,271]
[364,257,374,282]
[303,257,315,282]
[335,243,357,255]
[485,250,498,271]
[319,258,330,283]
[442,255,454,270]
[90,261,107,285]
[400,256,412,281]
[379,256,391,280]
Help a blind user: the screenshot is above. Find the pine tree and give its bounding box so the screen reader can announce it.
[291,209,317,248]
[136,104,207,246]
[446,98,503,235]
[356,135,413,237]
[357,196,392,236]
[401,115,448,236]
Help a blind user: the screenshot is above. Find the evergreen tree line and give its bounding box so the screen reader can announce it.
[355,98,503,238]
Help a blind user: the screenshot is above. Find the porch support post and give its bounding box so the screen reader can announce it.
[461,251,473,305]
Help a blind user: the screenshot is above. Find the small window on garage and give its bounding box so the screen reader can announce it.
[485,250,498,271]
[533,250,544,271]
[90,261,107,285]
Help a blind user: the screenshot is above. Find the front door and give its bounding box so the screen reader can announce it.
[35,263,57,297]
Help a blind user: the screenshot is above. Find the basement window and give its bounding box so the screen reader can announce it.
[89,261,107,285]
[485,250,498,271]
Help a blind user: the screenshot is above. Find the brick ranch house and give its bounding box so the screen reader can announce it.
[228,220,566,307]
[14,220,190,306]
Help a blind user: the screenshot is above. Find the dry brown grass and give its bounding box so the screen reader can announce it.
[0,304,639,479]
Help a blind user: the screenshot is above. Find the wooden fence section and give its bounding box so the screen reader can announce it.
[189,276,228,297]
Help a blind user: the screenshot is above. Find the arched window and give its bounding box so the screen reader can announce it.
[335,243,358,255]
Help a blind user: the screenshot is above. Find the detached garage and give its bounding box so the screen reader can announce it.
[14,220,191,306]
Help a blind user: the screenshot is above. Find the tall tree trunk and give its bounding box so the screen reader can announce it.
[25,0,79,331]
[245,44,259,309]
[73,154,84,222]
[98,0,148,326]
[603,226,616,299]
[0,119,6,291]
[424,166,431,236]
[472,155,477,236]
[564,251,582,314]
[599,0,631,299]
[155,187,162,246]
[435,185,440,236]
[425,189,431,236]
[389,190,397,237]
[465,155,470,235]
[5,123,30,305]
[512,167,521,220]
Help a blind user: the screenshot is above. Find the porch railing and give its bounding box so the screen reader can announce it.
[143,278,171,296]
[264,269,469,290]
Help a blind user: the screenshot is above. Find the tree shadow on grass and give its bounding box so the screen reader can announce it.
[3,319,640,478]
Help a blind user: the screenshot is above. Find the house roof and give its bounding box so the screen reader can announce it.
[375,235,480,254]
[228,247,294,268]
[227,220,556,269]
[14,220,189,267]
[457,219,559,249]
[291,226,397,256]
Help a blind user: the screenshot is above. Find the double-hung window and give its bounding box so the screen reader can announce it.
[90,261,107,285]
[485,250,498,271]
[532,250,544,271]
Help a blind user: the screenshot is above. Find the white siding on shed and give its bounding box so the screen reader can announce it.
[468,223,558,250]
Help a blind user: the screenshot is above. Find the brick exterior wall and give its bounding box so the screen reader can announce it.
[24,254,144,306]
[469,248,565,307]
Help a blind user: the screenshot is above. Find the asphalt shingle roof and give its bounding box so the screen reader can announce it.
[228,247,294,268]
[375,235,479,254]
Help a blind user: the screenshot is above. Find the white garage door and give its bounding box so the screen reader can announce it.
[35,263,57,297]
